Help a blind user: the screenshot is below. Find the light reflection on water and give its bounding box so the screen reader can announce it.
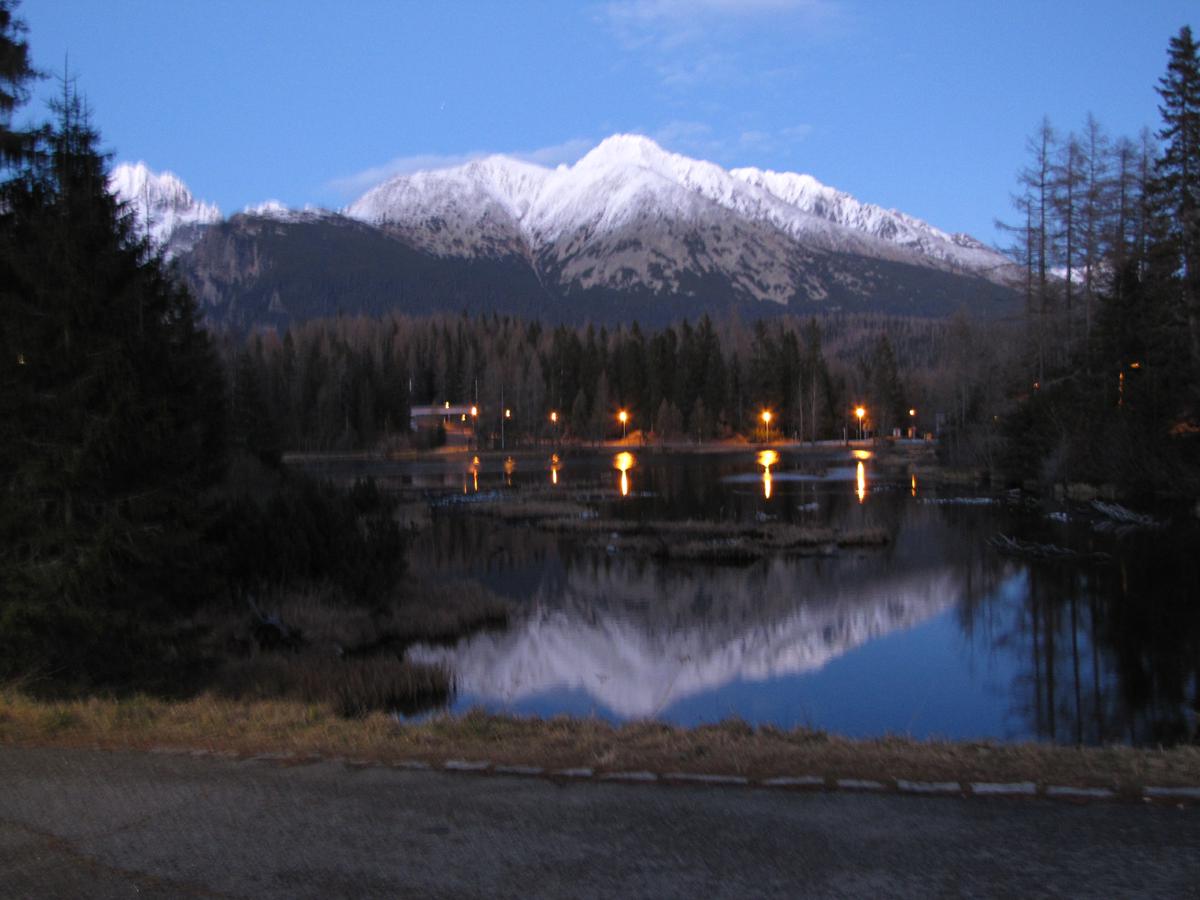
[757,449,777,500]
[308,448,1200,746]
[613,451,635,497]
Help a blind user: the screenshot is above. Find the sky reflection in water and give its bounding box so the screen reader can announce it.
[390,449,1200,746]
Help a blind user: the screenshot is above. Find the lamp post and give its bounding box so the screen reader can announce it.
[761,409,772,443]
[470,404,478,448]
[618,409,628,440]
[550,410,559,446]
[854,406,865,440]
[908,407,916,439]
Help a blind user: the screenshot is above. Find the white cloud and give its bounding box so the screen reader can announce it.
[599,0,843,90]
[325,138,594,199]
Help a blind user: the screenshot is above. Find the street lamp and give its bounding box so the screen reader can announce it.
[761,409,772,443]
[550,410,559,446]
[854,406,866,440]
[618,409,628,440]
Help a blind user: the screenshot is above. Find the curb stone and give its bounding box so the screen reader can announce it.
[1144,786,1200,800]
[896,780,961,794]
[124,747,1200,805]
[495,765,544,776]
[1046,786,1116,800]
[665,773,750,785]
[970,782,1036,796]
[837,778,886,791]
[762,776,825,788]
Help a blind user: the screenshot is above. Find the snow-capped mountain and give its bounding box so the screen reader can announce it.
[109,162,221,251]
[114,138,1019,328]
[346,134,1015,304]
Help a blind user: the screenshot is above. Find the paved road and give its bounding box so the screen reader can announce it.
[1,747,1197,898]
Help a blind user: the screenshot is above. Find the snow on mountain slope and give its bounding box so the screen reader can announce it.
[109,162,221,250]
[347,155,550,259]
[345,134,1014,303]
[241,199,335,223]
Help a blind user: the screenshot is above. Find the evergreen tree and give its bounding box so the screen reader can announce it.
[0,1,39,167]
[1155,25,1200,381]
[869,335,905,434]
[0,80,226,686]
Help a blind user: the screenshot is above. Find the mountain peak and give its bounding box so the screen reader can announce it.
[577,133,673,169]
[344,134,1012,293]
[109,162,221,250]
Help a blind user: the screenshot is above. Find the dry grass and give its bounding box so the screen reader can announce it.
[191,580,509,717]
[2,692,1198,793]
[210,653,450,718]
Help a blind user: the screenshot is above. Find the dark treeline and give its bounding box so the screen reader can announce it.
[993,26,1200,495]
[219,309,1003,453]
[0,4,409,691]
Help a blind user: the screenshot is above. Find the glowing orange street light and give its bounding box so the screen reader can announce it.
[908,408,916,417]
[618,409,629,439]
[854,405,866,440]
[470,405,478,418]
[761,409,772,443]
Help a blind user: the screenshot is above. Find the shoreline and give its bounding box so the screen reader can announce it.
[2,692,1197,802]
[285,436,931,463]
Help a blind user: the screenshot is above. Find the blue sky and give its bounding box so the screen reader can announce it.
[18,0,1196,245]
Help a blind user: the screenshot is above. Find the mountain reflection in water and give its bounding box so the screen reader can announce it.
[408,559,967,719]
[309,449,1199,745]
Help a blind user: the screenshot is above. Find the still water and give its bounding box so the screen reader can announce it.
[317,448,1200,746]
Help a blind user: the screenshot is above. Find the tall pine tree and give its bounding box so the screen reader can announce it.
[0,0,38,167]
[0,78,226,687]
[1156,26,1200,385]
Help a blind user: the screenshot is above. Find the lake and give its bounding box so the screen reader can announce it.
[302,446,1200,746]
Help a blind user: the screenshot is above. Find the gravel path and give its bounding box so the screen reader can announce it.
[2,746,1197,898]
